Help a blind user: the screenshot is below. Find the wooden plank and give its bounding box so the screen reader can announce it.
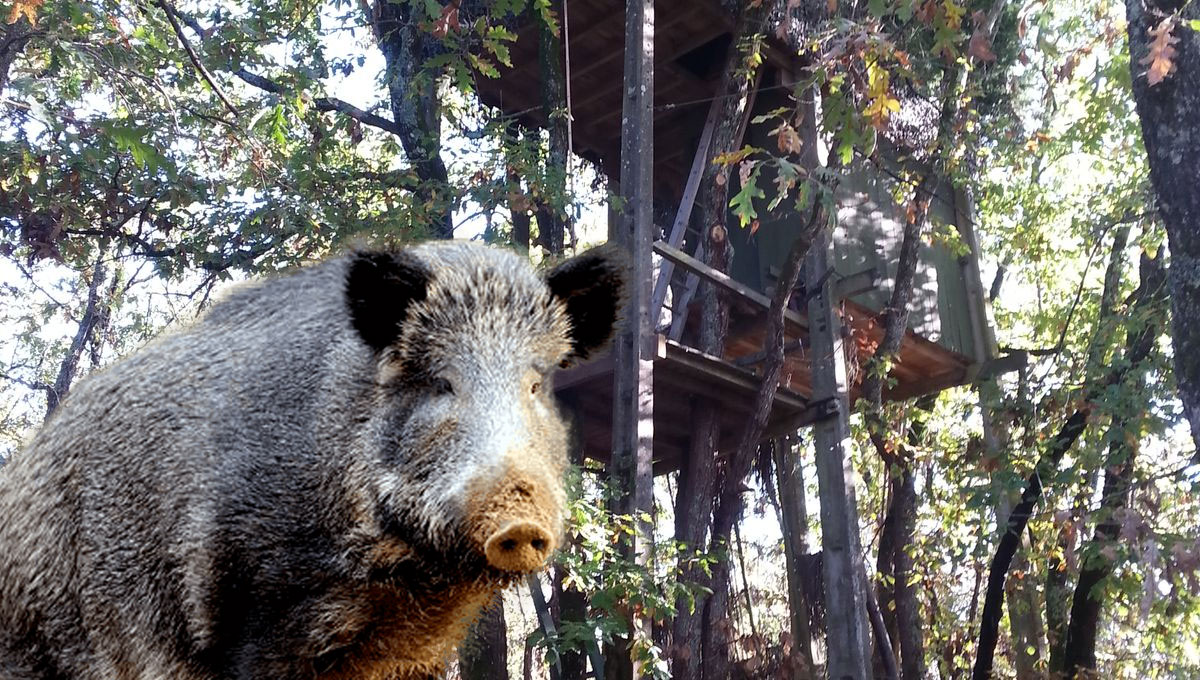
[653,240,810,330]
[663,339,808,411]
[834,266,882,300]
[805,230,873,679]
[650,94,723,326]
[609,0,656,673]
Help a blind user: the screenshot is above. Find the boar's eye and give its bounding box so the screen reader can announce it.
[431,377,455,396]
[530,381,541,395]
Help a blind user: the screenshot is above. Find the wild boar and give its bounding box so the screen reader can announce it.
[0,241,626,680]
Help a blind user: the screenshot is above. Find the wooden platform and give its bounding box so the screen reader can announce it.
[554,310,974,473]
[554,335,818,473]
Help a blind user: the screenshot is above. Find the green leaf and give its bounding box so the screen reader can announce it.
[728,165,765,228]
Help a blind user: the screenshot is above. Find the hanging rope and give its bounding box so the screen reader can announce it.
[562,0,580,250]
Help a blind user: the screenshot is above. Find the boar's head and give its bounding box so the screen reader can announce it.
[343,242,625,578]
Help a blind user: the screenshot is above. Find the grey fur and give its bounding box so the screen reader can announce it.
[0,241,625,680]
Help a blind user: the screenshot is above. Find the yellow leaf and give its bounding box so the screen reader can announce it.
[5,0,44,25]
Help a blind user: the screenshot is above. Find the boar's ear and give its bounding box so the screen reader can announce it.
[345,251,431,352]
[545,245,629,362]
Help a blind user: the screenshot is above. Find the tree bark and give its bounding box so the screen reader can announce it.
[774,436,816,676]
[459,597,509,680]
[1125,0,1200,459]
[669,3,783,678]
[536,1,568,256]
[372,0,454,238]
[1063,251,1168,674]
[703,197,825,679]
[45,250,110,419]
[670,399,719,680]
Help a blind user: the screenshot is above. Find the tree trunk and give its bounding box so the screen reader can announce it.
[554,566,589,680]
[774,436,816,676]
[703,196,824,679]
[459,597,509,680]
[669,2,783,677]
[607,0,655,675]
[972,249,1167,679]
[1063,251,1168,674]
[372,0,454,238]
[45,250,110,419]
[670,399,719,680]
[536,1,568,256]
[1125,0,1200,458]
[505,125,532,251]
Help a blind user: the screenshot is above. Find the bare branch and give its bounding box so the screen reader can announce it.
[232,67,405,137]
[155,0,240,119]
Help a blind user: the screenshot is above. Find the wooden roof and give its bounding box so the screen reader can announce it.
[474,0,794,195]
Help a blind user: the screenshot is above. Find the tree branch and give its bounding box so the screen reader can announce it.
[155,0,239,119]
[972,249,1168,680]
[232,68,405,137]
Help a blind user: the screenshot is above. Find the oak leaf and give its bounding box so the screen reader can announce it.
[1141,17,1179,86]
[5,0,44,25]
[967,28,997,62]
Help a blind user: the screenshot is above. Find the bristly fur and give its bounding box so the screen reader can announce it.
[0,240,626,680]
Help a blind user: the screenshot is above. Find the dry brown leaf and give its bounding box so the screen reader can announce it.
[738,159,757,187]
[431,1,460,39]
[967,28,997,62]
[773,121,804,154]
[5,0,44,25]
[1141,17,1179,86]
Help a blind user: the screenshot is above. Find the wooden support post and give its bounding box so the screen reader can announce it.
[527,575,564,680]
[806,230,873,680]
[610,0,654,677]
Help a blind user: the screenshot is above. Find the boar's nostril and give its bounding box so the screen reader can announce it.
[483,521,555,573]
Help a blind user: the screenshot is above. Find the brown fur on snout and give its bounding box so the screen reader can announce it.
[465,467,562,574]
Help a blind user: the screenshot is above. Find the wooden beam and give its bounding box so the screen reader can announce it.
[974,350,1028,381]
[653,240,810,330]
[650,93,723,326]
[525,575,563,680]
[805,230,873,679]
[609,0,656,674]
[835,267,882,300]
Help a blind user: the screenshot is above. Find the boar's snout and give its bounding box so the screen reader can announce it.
[484,521,554,572]
[467,471,561,574]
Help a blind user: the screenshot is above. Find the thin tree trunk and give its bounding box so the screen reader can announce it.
[972,249,1167,679]
[459,596,509,680]
[774,436,816,676]
[671,399,719,680]
[670,2,784,677]
[1063,251,1168,673]
[372,0,454,238]
[704,198,825,679]
[555,566,588,680]
[504,125,532,251]
[45,250,110,419]
[1125,0,1200,459]
[536,0,568,256]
